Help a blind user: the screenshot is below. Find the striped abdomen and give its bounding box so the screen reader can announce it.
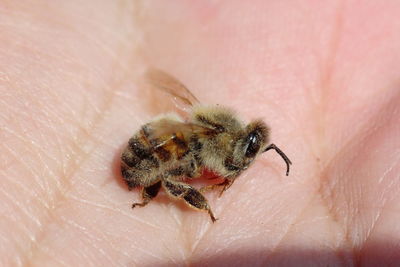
[121,125,191,188]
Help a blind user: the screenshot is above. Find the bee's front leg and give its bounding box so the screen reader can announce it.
[200,179,234,197]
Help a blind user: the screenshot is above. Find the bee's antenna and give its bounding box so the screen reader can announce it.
[263,143,292,176]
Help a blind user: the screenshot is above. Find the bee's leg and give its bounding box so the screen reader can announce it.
[132,181,161,208]
[218,179,234,197]
[162,179,217,223]
[200,179,234,197]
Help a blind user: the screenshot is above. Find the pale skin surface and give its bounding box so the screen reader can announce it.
[1,1,400,266]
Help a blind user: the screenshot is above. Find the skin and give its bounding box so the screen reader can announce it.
[0,0,399,266]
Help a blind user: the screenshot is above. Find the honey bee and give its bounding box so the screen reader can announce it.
[120,69,292,222]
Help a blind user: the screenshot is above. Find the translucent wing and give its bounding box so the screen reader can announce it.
[145,68,200,115]
[144,118,215,149]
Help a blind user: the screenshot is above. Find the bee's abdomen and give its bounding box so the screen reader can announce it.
[121,134,160,188]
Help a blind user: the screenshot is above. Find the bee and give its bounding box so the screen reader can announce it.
[120,69,292,223]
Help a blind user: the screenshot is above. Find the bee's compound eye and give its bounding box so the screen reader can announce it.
[245,132,261,158]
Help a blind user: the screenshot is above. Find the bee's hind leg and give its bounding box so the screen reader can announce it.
[132,181,162,208]
[162,179,217,223]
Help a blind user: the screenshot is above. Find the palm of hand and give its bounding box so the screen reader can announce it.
[1,1,399,266]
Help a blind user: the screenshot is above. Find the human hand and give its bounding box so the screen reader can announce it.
[1,1,399,266]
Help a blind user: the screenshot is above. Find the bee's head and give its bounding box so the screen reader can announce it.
[227,120,270,174]
[242,120,270,159]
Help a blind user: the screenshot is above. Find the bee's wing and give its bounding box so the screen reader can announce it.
[145,68,200,115]
[145,119,215,148]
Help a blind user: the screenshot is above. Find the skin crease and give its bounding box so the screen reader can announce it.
[0,0,400,266]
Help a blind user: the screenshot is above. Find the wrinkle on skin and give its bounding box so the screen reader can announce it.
[1,0,400,266]
[0,1,143,266]
[320,95,400,260]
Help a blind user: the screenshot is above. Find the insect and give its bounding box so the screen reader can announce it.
[120,69,292,223]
